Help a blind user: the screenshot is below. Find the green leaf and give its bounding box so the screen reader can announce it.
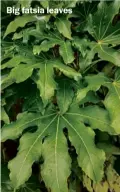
[94,45,120,67]
[77,106,115,134]
[86,1,120,66]
[72,2,97,32]
[76,73,107,102]
[33,33,74,64]
[40,1,49,8]
[4,15,37,38]
[73,38,97,70]
[57,80,74,114]
[41,116,71,192]
[106,162,120,192]
[2,64,36,90]
[1,103,106,191]
[55,16,72,39]
[33,63,57,107]
[33,40,57,55]
[1,56,33,69]
[33,59,80,106]
[76,72,120,134]
[104,70,120,134]
[83,174,93,192]
[1,164,41,192]
[93,181,109,192]
[2,59,80,107]
[87,1,120,44]
[63,113,105,182]
[97,143,120,157]
[1,107,9,124]
[23,91,44,113]
[59,40,74,64]
[18,0,32,8]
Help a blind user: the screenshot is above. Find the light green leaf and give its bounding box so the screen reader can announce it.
[40,1,49,8]
[78,106,115,134]
[18,0,32,8]
[94,45,120,67]
[2,64,35,90]
[33,40,57,55]
[97,143,120,157]
[57,80,74,114]
[83,174,93,192]
[59,41,74,64]
[1,56,32,69]
[1,107,10,124]
[106,163,120,192]
[93,181,109,192]
[4,15,37,38]
[55,16,72,39]
[33,64,56,107]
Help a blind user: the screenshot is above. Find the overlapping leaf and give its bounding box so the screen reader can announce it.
[86,1,120,66]
[1,58,80,106]
[33,32,74,64]
[76,71,120,134]
[4,15,38,38]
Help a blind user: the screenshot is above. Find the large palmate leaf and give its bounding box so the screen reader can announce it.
[86,1,120,66]
[1,58,80,106]
[1,97,108,191]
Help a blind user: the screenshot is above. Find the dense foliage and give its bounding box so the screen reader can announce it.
[1,0,120,192]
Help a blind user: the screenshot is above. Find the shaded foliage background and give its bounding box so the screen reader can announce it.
[1,0,120,192]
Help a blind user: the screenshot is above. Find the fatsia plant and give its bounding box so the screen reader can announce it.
[1,0,120,192]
